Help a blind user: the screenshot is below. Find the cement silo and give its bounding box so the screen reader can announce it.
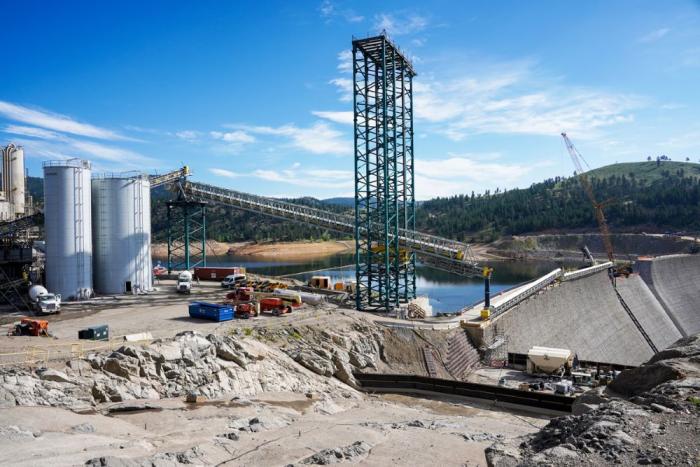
[8,145,25,217]
[1,143,25,219]
[92,174,152,294]
[43,159,93,300]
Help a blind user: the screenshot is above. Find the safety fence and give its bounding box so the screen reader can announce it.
[0,337,153,368]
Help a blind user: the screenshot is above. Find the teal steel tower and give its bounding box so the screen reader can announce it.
[352,34,416,311]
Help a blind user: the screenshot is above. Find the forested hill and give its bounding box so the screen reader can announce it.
[415,161,700,242]
[25,161,700,243]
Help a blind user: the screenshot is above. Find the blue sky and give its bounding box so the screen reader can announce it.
[1,0,699,199]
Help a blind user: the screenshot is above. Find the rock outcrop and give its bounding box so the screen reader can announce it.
[0,330,360,409]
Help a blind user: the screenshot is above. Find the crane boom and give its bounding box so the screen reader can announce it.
[561,132,615,262]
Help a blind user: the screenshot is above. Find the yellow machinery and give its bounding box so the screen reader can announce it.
[370,245,411,265]
[480,266,494,320]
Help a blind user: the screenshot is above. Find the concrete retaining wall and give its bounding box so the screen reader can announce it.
[639,254,700,337]
[491,271,654,366]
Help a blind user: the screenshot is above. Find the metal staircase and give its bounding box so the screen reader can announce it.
[182,181,483,278]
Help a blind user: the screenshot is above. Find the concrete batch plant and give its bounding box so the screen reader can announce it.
[43,159,154,300]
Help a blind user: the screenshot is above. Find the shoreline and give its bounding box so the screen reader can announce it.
[151,240,354,261]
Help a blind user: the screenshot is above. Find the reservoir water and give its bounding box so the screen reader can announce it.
[161,253,583,314]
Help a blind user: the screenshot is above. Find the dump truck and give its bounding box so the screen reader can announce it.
[28,285,61,315]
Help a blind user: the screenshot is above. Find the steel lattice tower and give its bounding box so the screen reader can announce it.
[353,34,416,311]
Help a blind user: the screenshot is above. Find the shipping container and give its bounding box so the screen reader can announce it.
[188,302,234,322]
[194,266,246,281]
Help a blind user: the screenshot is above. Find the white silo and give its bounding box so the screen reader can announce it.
[8,144,25,217]
[43,159,94,300]
[92,174,152,294]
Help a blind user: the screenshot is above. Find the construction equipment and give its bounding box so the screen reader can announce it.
[259,297,292,316]
[176,271,193,294]
[480,266,494,320]
[8,318,49,337]
[580,246,595,264]
[28,285,61,315]
[561,133,631,276]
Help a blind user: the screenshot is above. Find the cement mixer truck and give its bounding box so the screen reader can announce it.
[176,271,193,294]
[28,285,61,315]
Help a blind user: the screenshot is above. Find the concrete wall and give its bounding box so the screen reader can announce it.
[490,271,655,366]
[639,254,700,337]
[616,275,682,350]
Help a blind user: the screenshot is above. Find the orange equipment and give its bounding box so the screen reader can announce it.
[259,298,292,317]
[10,319,50,337]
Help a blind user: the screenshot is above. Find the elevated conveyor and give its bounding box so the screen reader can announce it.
[181,181,483,277]
[0,213,43,239]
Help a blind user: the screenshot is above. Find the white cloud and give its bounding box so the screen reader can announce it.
[327,56,643,140]
[176,130,200,141]
[69,140,158,167]
[210,163,353,191]
[227,122,351,155]
[329,77,353,102]
[374,13,428,35]
[0,100,130,140]
[209,168,241,178]
[639,27,670,43]
[3,125,63,140]
[311,110,353,125]
[2,122,157,169]
[319,1,364,23]
[337,50,353,73]
[210,130,255,143]
[414,155,550,199]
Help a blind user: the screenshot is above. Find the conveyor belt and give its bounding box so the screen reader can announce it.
[182,181,483,277]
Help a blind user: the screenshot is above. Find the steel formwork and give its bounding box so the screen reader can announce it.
[166,200,206,273]
[353,34,416,311]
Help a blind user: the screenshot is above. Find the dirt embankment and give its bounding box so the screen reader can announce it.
[151,240,353,260]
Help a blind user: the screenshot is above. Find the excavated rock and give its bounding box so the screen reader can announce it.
[299,441,371,464]
[0,331,361,409]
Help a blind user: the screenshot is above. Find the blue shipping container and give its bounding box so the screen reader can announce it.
[188,302,234,322]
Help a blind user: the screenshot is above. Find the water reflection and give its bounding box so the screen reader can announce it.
[170,254,582,314]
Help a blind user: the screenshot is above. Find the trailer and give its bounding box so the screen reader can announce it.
[194,266,246,281]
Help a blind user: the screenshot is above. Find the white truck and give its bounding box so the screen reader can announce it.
[176,271,193,294]
[28,285,61,315]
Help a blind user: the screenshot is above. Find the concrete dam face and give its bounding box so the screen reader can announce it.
[489,254,698,367]
[637,254,700,337]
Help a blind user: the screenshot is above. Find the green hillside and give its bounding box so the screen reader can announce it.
[416,161,700,242]
[586,161,700,184]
